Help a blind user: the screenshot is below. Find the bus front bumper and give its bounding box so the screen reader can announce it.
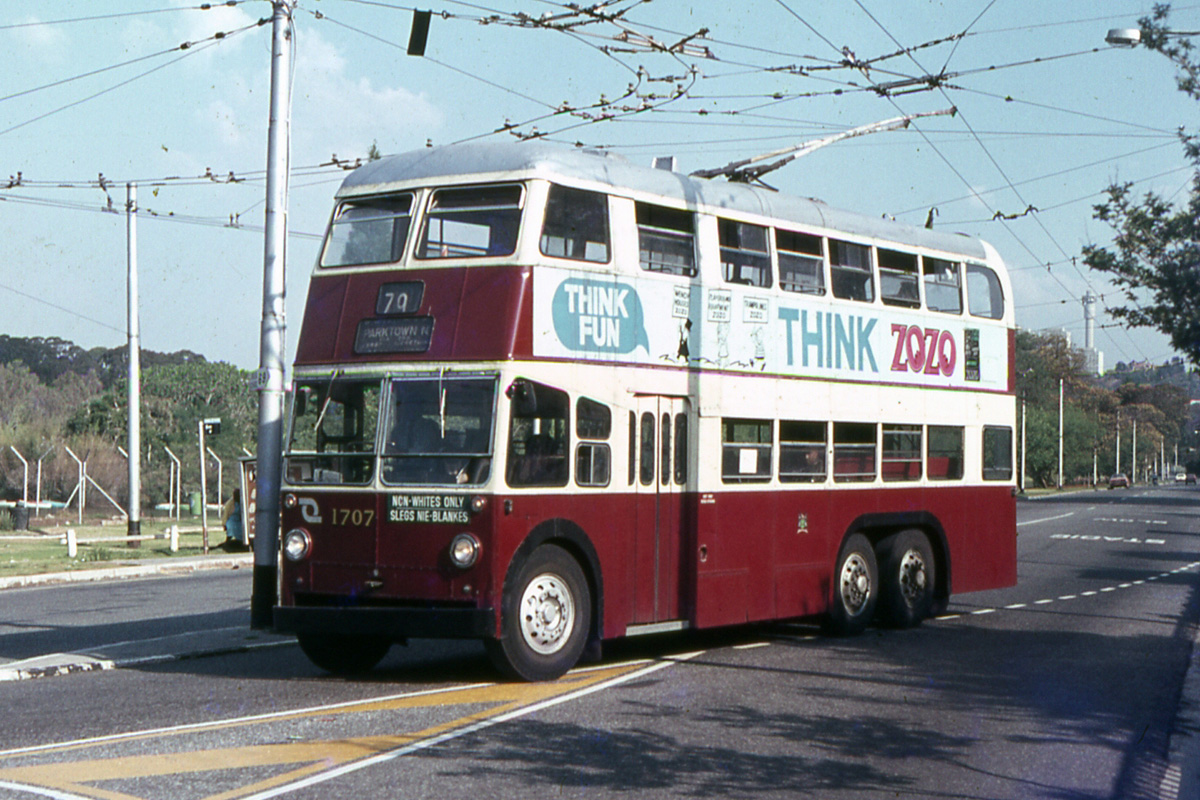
[273,605,495,640]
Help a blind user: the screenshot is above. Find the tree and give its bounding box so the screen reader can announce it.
[1082,4,1200,363]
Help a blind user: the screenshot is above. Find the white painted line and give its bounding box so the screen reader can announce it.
[1004,603,1027,609]
[239,654,701,800]
[0,780,94,800]
[1082,591,1098,596]
[1058,595,1077,600]
[1034,599,1054,605]
[1018,512,1076,527]
[970,609,996,616]
[733,642,770,650]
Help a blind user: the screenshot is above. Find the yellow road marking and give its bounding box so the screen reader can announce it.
[0,662,655,800]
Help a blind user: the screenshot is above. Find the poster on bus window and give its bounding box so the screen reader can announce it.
[532,266,1009,392]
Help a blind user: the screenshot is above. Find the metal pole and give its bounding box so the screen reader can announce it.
[207,447,223,510]
[252,0,292,629]
[7,447,27,505]
[199,419,209,555]
[127,183,142,548]
[1132,419,1138,484]
[164,446,182,520]
[1115,410,1121,477]
[1019,397,1026,492]
[1057,378,1064,489]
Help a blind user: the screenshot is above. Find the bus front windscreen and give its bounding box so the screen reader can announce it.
[381,376,496,486]
[286,377,381,485]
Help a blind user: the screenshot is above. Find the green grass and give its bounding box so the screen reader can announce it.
[0,516,242,578]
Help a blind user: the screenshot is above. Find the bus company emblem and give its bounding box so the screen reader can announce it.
[298,497,322,524]
[551,277,650,354]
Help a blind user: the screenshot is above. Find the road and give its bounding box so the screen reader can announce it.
[0,486,1197,799]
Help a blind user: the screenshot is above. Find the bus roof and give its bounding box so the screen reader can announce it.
[337,141,990,261]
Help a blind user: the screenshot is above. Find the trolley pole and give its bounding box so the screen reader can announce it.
[251,0,293,629]
[127,183,142,547]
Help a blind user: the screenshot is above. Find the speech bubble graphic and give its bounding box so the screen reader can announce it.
[551,277,650,354]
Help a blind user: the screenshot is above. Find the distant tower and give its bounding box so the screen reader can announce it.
[1082,292,1104,375]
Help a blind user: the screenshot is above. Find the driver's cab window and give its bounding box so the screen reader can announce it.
[286,377,381,485]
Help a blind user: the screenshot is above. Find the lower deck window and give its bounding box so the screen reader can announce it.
[506,380,569,487]
[882,425,922,481]
[983,426,1013,480]
[834,422,876,482]
[721,418,772,483]
[928,425,964,480]
[779,420,826,483]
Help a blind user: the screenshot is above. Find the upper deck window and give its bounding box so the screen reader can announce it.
[719,219,771,288]
[966,263,1005,320]
[829,239,874,302]
[320,194,413,268]
[879,248,919,308]
[541,185,610,263]
[416,184,523,260]
[637,203,696,277]
[924,257,962,314]
[777,229,825,295]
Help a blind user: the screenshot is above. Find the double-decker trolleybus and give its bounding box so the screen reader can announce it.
[274,141,1017,681]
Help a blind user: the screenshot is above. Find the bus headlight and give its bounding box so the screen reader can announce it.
[449,533,481,569]
[283,528,312,562]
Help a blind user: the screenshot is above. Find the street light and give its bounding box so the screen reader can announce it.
[1106,28,1142,46]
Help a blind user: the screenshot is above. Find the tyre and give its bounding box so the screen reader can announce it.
[823,533,878,636]
[297,633,391,675]
[486,544,592,681]
[877,529,936,629]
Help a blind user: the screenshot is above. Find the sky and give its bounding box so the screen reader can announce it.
[1,0,1197,373]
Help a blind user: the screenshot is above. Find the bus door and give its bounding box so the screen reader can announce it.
[632,395,689,623]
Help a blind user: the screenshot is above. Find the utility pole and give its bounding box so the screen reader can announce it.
[1057,378,1064,489]
[251,0,293,629]
[127,183,142,548]
[1132,419,1138,484]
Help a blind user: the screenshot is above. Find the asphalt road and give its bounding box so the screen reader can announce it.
[0,486,1198,800]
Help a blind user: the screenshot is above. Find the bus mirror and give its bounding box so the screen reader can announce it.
[507,380,538,416]
[294,388,307,417]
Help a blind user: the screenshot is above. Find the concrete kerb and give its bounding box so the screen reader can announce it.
[0,553,254,591]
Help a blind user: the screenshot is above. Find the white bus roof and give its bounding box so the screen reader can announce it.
[337,141,990,262]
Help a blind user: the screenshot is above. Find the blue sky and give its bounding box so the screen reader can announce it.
[1,0,1197,371]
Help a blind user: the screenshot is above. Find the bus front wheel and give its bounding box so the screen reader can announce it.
[297,633,391,675]
[877,529,936,628]
[823,533,878,636]
[487,544,591,682]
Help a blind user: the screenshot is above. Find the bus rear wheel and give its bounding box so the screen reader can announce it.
[487,544,591,682]
[823,533,878,636]
[297,633,391,675]
[877,529,936,628]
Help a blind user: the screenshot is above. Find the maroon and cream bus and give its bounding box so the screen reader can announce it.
[274,141,1017,681]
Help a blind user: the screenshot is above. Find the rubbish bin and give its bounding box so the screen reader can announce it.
[188,491,202,516]
[11,502,28,531]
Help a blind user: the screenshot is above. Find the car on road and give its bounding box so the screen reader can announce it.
[1108,473,1130,489]
[1188,473,1197,485]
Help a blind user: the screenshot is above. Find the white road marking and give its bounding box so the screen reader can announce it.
[1018,512,1075,527]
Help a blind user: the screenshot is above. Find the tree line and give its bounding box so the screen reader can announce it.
[0,336,256,515]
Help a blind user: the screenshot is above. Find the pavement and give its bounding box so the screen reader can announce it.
[0,545,1198,799]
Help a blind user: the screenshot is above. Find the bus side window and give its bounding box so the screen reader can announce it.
[575,397,611,487]
[924,257,962,314]
[721,418,772,483]
[983,426,1014,480]
[506,380,570,487]
[541,185,610,263]
[879,248,920,308]
[882,424,922,481]
[637,202,696,277]
[928,425,964,480]
[779,420,825,482]
[966,263,1005,319]
[833,422,876,482]
[829,239,874,302]
[673,413,688,486]
[776,229,826,295]
[719,218,771,288]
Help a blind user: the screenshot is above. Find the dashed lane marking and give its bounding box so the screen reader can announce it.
[936,561,1200,622]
